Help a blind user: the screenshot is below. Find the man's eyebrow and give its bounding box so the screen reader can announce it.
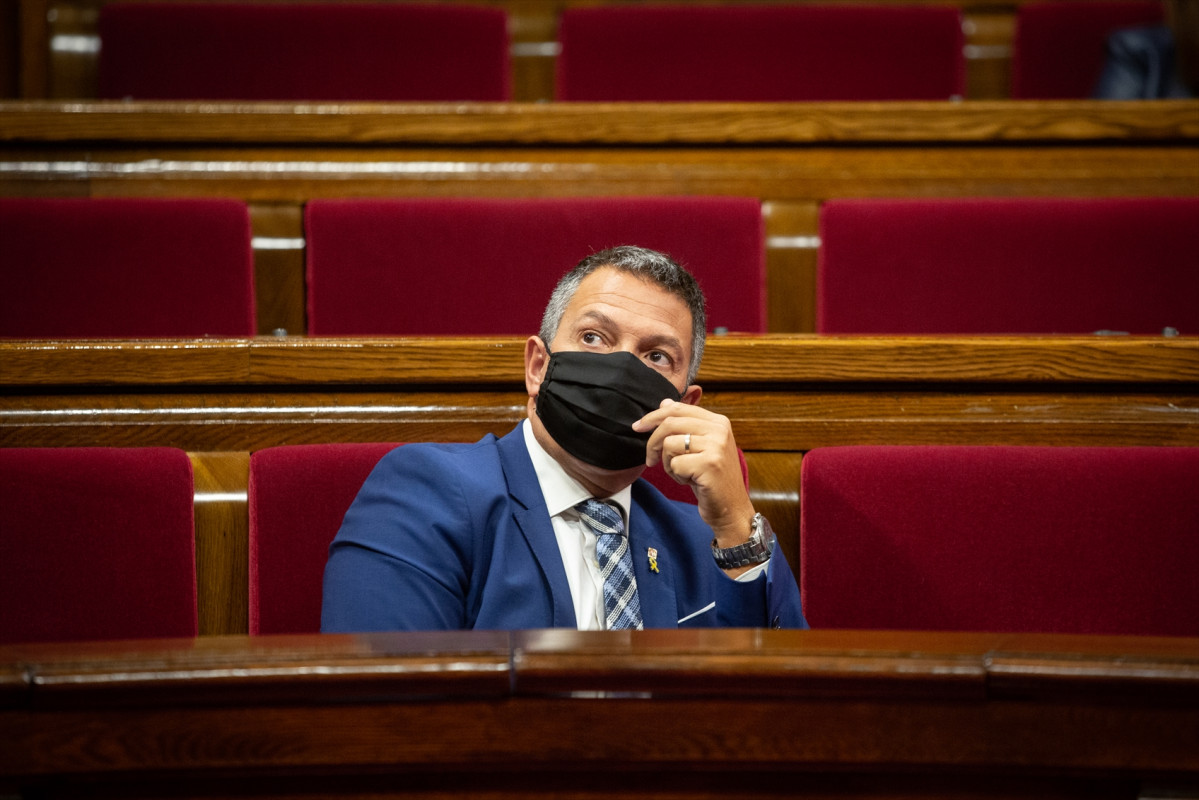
[643,332,684,355]
[574,309,686,361]
[574,310,615,329]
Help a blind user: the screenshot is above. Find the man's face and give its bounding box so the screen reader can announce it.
[523,266,702,492]
[546,266,694,395]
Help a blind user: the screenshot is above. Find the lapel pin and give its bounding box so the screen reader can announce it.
[647,547,659,573]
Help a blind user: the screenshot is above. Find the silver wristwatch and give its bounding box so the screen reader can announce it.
[711,512,776,569]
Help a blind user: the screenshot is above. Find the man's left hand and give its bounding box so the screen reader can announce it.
[633,398,756,550]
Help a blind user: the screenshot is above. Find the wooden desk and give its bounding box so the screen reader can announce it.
[2,629,1197,798]
[3,100,1197,333]
[4,335,1196,453]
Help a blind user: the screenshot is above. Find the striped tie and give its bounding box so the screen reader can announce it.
[575,499,644,631]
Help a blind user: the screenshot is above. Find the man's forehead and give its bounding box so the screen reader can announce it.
[568,268,690,322]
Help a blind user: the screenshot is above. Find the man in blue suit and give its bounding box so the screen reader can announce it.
[321,246,807,631]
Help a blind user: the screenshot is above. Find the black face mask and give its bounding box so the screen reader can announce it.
[536,349,683,471]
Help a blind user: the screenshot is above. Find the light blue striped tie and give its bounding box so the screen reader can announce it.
[576,499,644,631]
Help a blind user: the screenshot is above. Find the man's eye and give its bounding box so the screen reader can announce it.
[647,351,672,366]
[581,332,602,346]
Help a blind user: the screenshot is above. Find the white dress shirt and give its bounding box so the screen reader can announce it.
[521,419,767,630]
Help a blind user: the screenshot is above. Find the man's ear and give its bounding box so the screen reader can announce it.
[681,384,703,406]
[525,336,550,398]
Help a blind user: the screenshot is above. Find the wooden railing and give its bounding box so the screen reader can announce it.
[3,335,1197,634]
[2,629,1197,797]
[3,99,1197,334]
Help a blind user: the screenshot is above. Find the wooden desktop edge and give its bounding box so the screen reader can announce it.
[2,100,1197,144]
[0,630,1196,781]
[3,335,1197,387]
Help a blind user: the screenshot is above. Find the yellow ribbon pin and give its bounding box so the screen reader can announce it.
[647,547,659,573]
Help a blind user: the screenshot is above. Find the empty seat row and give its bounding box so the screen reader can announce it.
[0,196,764,337]
[89,1,1169,102]
[3,444,1196,643]
[0,445,721,643]
[4,195,1197,338]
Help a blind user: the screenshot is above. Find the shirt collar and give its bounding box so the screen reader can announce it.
[521,418,632,524]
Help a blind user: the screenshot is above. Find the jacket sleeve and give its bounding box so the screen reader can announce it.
[710,546,808,629]
[320,445,475,632]
[765,548,808,629]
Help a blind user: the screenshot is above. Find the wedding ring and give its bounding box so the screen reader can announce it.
[684,433,691,453]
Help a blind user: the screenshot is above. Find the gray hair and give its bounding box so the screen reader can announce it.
[539,245,707,385]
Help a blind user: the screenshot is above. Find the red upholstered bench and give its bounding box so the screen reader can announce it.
[800,446,1199,636]
[1012,0,1165,98]
[816,196,1199,334]
[0,197,255,338]
[0,448,198,644]
[556,5,964,101]
[248,441,745,634]
[305,196,765,336]
[250,443,403,635]
[98,2,510,101]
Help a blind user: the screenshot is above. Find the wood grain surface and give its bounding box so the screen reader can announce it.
[3,101,1197,144]
[1,630,1196,797]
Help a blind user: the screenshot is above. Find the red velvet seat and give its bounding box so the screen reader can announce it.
[98,3,510,101]
[556,5,964,101]
[0,448,198,644]
[305,196,765,336]
[1012,0,1165,98]
[248,440,742,634]
[250,443,403,635]
[0,197,255,338]
[799,446,1199,636]
[817,196,1199,334]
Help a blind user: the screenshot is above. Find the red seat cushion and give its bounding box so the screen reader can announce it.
[1012,1,1165,98]
[0,448,197,644]
[98,2,510,101]
[249,443,404,635]
[557,5,964,101]
[800,446,1199,635]
[0,197,255,338]
[817,197,1199,334]
[305,196,765,336]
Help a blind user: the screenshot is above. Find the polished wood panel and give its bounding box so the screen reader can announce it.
[0,630,1195,798]
[248,202,305,337]
[189,451,249,636]
[7,388,1194,452]
[744,450,801,567]
[4,100,1197,143]
[763,199,819,333]
[3,336,1196,451]
[4,336,1195,386]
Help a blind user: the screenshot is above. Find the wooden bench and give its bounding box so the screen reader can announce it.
[1,629,1196,798]
[3,100,1197,334]
[2,335,1196,635]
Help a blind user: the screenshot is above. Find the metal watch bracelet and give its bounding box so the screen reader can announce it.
[711,512,776,569]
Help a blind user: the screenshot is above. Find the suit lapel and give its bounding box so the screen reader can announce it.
[496,426,577,628]
[628,499,679,628]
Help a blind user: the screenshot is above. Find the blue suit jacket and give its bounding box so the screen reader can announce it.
[321,425,807,631]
